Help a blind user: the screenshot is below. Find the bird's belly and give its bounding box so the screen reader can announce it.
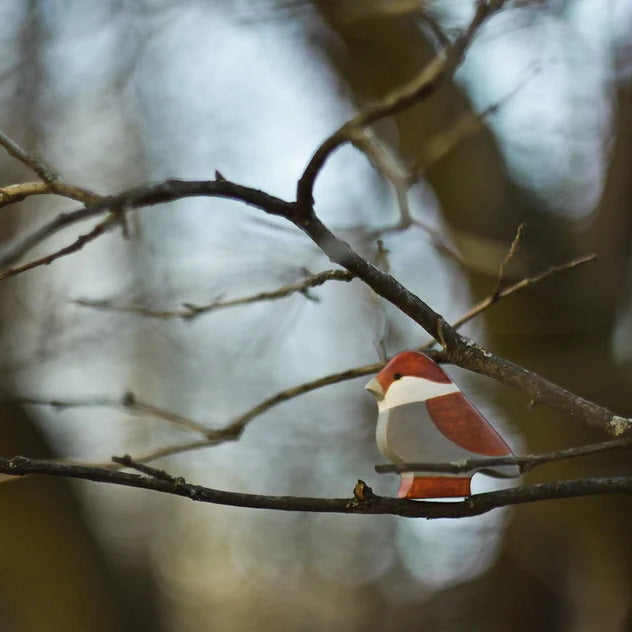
[376,411,400,463]
[376,403,477,465]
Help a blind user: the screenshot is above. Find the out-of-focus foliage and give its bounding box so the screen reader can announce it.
[0,1,631,630]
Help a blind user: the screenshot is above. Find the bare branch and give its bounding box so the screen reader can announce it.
[0,179,293,270]
[215,360,387,441]
[491,221,526,298]
[0,214,118,282]
[56,440,216,469]
[449,253,598,332]
[121,439,221,464]
[0,181,100,209]
[375,437,632,475]
[296,0,506,206]
[32,361,389,468]
[14,391,211,435]
[204,252,600,451]
[9,247,604,468]
[292,207,628,435]
[413,105,497,178]
[111,454,180,482]
[372,240,390,361]
[1,455,630,518]
[74,269,354,321]
[0,171,623,436]
[119,392,212,435]
[349,128,413,229]
[0,127,58,183]
[348,130,470,267]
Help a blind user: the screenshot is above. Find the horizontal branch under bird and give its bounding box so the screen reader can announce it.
[1,455,630,519]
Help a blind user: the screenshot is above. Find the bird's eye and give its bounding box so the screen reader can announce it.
[393,373,402,380]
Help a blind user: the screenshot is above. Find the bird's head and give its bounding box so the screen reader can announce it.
[364,351,456,410]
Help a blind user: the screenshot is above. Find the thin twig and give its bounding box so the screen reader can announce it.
[52,440,217,471]
[0,178,293,269]
[13,391,211,435]
[0,214,118,282]
[1,455,630,518]
[120,392,213,435]
[448,253,598,332]
[111,454,180,482]
[371,239,390,362]
[348,128,413,229]
[74,269,354,321]
[375,437,632,475]
[11,249,602,467]
[0,173,622,435]
[296,0,505,206]
[213,361,387,441]
[491,222,526,299]
[413,105,499,178]
[0,181,100,209]
[349,129,469,266]
[0,128,58,183]
[120,440,221,464]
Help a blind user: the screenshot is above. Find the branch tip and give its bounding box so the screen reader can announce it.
[609,416,632,437]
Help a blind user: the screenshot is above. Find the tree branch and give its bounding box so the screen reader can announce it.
[375,437,632,475]
[449,252,598,331]
[4,171,616,458]
[74,269,354,321]
[0,128,58,183]
[0,214,117,282]
[12,391,212,436]
[0,181,100,209]
[0,9,626,439]
[0,129,102,207]
[296,0,505,206]
[0,179,294,269]
[293,211,628,435]
[111,454,180,482]
[1,455,630,518]
[491,221,526,298]
[11,248,602,467]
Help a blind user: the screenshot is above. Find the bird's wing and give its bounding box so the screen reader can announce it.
[425,392,513,456]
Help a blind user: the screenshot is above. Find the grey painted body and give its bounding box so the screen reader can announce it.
[376,402,519,478]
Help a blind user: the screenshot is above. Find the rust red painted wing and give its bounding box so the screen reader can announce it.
[425,392,512,456]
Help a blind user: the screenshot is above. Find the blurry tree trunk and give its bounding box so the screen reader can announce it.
[0,2,164,630]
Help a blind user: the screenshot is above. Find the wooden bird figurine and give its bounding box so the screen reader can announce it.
[365,351,519,499]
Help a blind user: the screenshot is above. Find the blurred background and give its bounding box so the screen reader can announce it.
[1,0,631,630]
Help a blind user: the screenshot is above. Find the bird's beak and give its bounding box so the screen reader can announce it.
[364,377,384,401]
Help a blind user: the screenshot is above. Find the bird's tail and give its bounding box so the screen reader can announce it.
[398,474,471,499]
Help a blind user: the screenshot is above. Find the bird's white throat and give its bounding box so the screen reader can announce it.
[376,375,459,412]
